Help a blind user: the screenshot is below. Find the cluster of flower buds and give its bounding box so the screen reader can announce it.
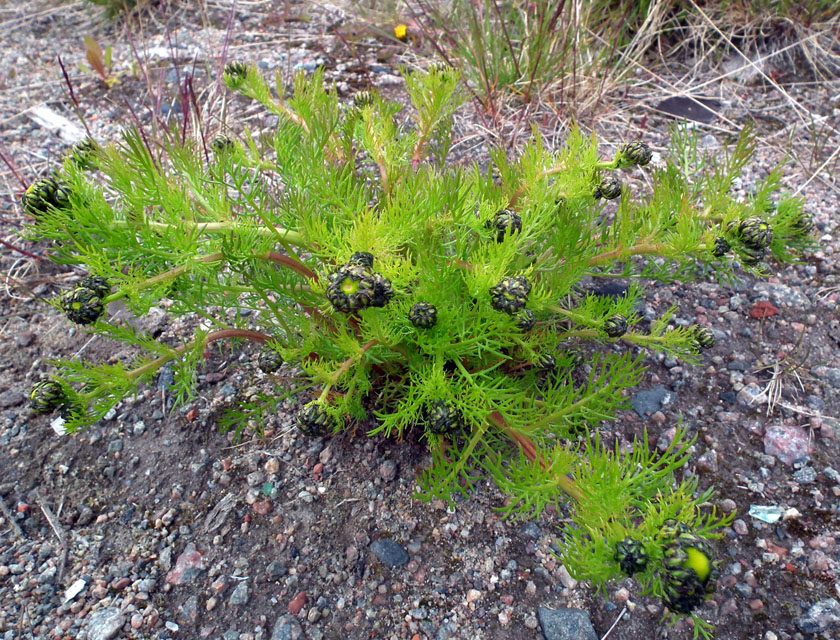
[616,141,653,168]
[594,175,622,200]
[602,314,628,338]
[738,217,773,251]
[515,309,535,332]
[791,212,814,236]
[257,347,283,373]
[485,209,522,243]
[408,302,438,329]
[65,138,98,170]
[223,61,249,89]
[661,523,718,614]
[30,379,66,415]
[353,90,376,108]
[690,325,715,350]
[427,62,454,79]
[614,537,649,576]
[210,135,236,154]
[21,177,71,218]
[61,277,110,325]
[711,236,730,258]
[326,253,393,313]
[422,400,463,435]
[295,402,335,437]
[489,275,531,314]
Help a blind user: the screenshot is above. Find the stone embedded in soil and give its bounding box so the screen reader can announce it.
[537,606,598,640]
[630,385,674,418]
[177,595,199,626]
[288,591,307,614]
[370,538,409,568]
[0,389,25,407]
[86,607,125,640]
[165,543,205,585]
[764,425,813,466]
[229,580,250,606]
[796,599,840,634]
[271,614,304,640]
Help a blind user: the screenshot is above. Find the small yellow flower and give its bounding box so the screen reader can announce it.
[394,24,408,41]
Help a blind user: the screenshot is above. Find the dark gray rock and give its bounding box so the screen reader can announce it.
[537,607,598,640]
[630,385,673,418]
[796,598,840,634]
[270,615,303,640]
[370,538,409,568]
[86,607,125,640]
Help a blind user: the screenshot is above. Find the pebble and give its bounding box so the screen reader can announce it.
[229,581,250,605]
[288,591,307,615]
[165,544,205,585]
[370,539,409,568]
[537,607,598,640]
[86,607,125,640]
[796,599,840,634]
[270,615,304,640]
[630,385,674,418]
[763,425,812,466]
[733,519,749,535]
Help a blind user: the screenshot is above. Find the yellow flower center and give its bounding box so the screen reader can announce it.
[394,24,408,41]
[683,546,711,583]
[340,278,358,295]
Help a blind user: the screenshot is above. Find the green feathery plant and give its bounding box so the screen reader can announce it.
[21,62,814,635]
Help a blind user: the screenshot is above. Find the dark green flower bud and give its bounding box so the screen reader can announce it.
[711,237,730,258]
[617,141,652,167]
[485,209,522,243]
[61,286,105,325]
[691,326,715,350]
[739,245,765,267]
[594,175,622,200]
[30,380,65,415]
[79,275,111,299]
[349,251,374,269]
[369,273,394,308]
[257,348,283,373]
[662,532,718,614]
[603,314,628,338]
[423,400,462,435]
[490,275,531,314]
[58,399,84,423]
[66,138,98,170]
[223,61,249,88]
[353,90,375,108]
[409,302,437,329]
[738,217,773,250]
[534,354,556,373]
[515,309,535,332]
[295,402,335,437]
[326,264,377,312]
[21,177,71,218]
[614,537,648,575]
[660,518,690,541]
[791,212,814,236]
[210,135,235,154]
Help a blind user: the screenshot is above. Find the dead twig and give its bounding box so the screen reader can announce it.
[35,489,69,582]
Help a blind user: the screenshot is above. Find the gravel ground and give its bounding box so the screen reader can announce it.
[1,2,840,640]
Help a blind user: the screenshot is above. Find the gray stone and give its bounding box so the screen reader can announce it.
[370,538,409,568]
[87,607,125,640]
[229,580,250,606]
[793,466,817,484]
[796,598,840,634]
[537,607,597,640]
[0,390,25,408]
[630,385,673,418]
[270,615,303,640]
[521,522,542,540]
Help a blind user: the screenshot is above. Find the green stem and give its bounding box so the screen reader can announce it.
[317,340,378,402]
[102,250,317,305]
[126,329,270,382]
[587,242,665,267]
[113,220,307,246]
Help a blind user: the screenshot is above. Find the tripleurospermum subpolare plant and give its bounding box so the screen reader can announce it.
[21,63,814,635]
